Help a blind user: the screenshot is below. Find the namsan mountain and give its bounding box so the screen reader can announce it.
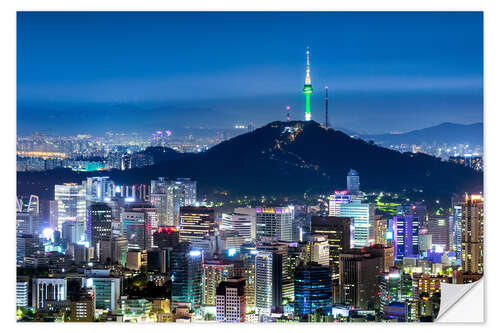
[17,121,483,202]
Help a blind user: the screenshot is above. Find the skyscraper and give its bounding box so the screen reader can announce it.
[120,203,158,251]
[171,242,203,312]
[374,215,389,246]
[461,194,484,274]
[203,261,234,306]
[427,214,450,250]
[153,226,180,249]
[222,212,253,242]
[306,235,330,267]
[256,239,293,304]
[255,251,275,315]
[234,207,257,240]
[179,206,216,243]
[294,263,332,316]
[397,202,427,228]
[151,177,197,226]
[54,183,86,238]
[87,203,113,263]
[450,202,462,263]
[339,249,382,310]
[328,190,352,217]
[346,169,360,195]
[310,216,351,272]
[255,207,294,242]
[392,214,419,262]
[241,245,257,311]
[84,177,115,202]
[16,211,39,237]
[303,47,313,121]
[339,200,374,248]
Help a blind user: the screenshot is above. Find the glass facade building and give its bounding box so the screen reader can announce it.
[293,263,332,316]
[171,242,203,312]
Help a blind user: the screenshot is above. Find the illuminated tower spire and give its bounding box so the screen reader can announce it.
[305,47,311,85]
[303,47,313,121]
[286,105,291,121]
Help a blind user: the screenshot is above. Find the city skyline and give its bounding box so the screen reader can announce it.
[17,11,483,135]
[15,11,484,324]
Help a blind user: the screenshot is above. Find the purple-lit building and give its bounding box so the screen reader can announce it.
[392,215,419,262]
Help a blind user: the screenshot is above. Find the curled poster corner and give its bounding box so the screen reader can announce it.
[436,278,484,322]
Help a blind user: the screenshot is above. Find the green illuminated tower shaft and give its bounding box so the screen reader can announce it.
[303,47,313,121]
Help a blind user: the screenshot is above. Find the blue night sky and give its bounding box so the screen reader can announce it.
[17,11,483,135]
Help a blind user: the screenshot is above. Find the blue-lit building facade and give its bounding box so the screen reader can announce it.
[171,242,203,312]
[392,215,419,262]
[293,263,332,316]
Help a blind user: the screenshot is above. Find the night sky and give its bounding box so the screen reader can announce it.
[17,11,483,135]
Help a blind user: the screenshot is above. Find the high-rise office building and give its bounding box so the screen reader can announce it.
[310,216,351,274]
[147,249,168,273]
[362,244,395,273]
[171,242,203,312]
[87,203,113,263]
[62,220,79,245]
[397,203,427,228]
[84,177,115,202]
[306,235,330,267]
[328,190,352,217]
[451,202,463,264]
[461,194,484,274]
[49,200,59,231]
[17,195,40,240]
[339,249,382,310]
[294,263,332,316]
[120,203,158,251]
[16,212,39,237]
[347,169,360,195]
[257,239,293,304]
[27,195,39,214]
[241,246,257,310]
[374,215,388,246]
[151,178,197,226]
[427,214,450,250]
[339,200,374,248]
[255,207,294,242]
[255,251,275,315]
[16,234,37,264]
[392,214,419,262]
[54,183,86,238]
[222,212,253,242]
[234,207,257,240]
[153,226,180,249]
[203,261,234,306]
[179,206,216,243]
[216,277,246,322]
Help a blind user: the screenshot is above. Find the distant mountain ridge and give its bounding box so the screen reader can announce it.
[17,121,482,203]
[362,122,483,146]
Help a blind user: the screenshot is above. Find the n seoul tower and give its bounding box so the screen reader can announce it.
[303,47,313,121]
